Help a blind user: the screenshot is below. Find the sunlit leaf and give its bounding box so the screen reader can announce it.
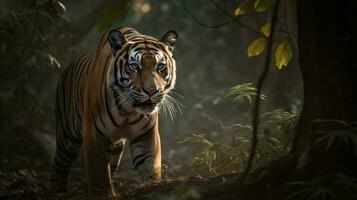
[179,134,213,147]
[234,0,255,16]
[54,1,67,15]
[254,0,276,12]
[49,54,62,69]
[225,83,267,104]
[248,37,267,57]
[275,41,292,69]
[261,22,271,37]
[96,0,129,33]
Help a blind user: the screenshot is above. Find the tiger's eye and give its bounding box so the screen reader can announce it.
[129,63,140,71]
[157,63,166,71]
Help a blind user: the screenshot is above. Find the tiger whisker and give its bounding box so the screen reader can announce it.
[169,91,185,99]
[165,94,184,115]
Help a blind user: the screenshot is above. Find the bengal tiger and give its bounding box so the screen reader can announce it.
[50,27,178,197]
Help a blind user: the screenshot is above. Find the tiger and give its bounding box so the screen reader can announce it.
[50,27,178,197]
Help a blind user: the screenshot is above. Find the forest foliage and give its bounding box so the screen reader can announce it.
[181,83,297,177]
[176,0,298,178]
[234,0,294,70]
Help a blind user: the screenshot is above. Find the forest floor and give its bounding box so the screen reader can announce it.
[0,127,218,200]
[0,128,276,200]
[0,156,238,200]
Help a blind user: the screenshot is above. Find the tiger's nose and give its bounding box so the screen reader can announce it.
[143,88,158,96]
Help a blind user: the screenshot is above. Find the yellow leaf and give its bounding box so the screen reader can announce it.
[254,0,276,12]
[261,22,271,37]
[248,37,267,57]
[234,0,255,16]
[275,41,292,69]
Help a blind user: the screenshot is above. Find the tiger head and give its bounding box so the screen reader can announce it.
[108,28,178,114]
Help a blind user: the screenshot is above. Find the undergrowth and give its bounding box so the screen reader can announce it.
[180,83,298,177]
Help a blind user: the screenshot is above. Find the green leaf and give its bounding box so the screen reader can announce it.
[248,37,267,57]
[275,41,293,69]
[179,134,213,147]
[254,0,276,12]
[261,22,271,37]
[225,83,267,104]
[234,0,255,16]
[96,0,129,33]
[54,1,67,15]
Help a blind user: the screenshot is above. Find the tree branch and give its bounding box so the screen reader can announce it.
[182,0,231,29]
[240,0,282,183]
[210,0,262,35]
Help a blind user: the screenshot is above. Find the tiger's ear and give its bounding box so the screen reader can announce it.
[160,30,178,52]
[108,29,127,53]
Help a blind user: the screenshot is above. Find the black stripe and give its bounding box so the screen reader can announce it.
[124,51,129,60]
[54,157,72,168]
[55,148,73,163]
[130,125,155,146]
[119,61,126,79]
[114,65,120,84]
[134,47,144,52]
[128,114,144,125]
[53,161,70,174]
[70,115,79,138]
[151,42,161,49]
[57,141,78,160]
[75,55,92,113]
[56,96,81,145]
[92,114,105,136]
[134,154,153,169]
[72,118,82,137]
[142,116,153,130]
[105,73,120,127]
[120,77,129,83]
[132,151,152,165]
[59,120,82,144]
[57,107,82,144]
[131,43,141,50]
[62,66,74,118]
[99,56,110,111]
[165,79,172,90]
[98,111,108,129]
[144,47,159,51]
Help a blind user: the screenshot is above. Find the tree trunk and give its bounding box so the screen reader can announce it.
[294,0,357,179]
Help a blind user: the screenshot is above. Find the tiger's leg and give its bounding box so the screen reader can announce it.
[129,116,161,181]
[109,139,126,176]
[50,128,82,192]
[83,125,115,198]
[108,139,126,195]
